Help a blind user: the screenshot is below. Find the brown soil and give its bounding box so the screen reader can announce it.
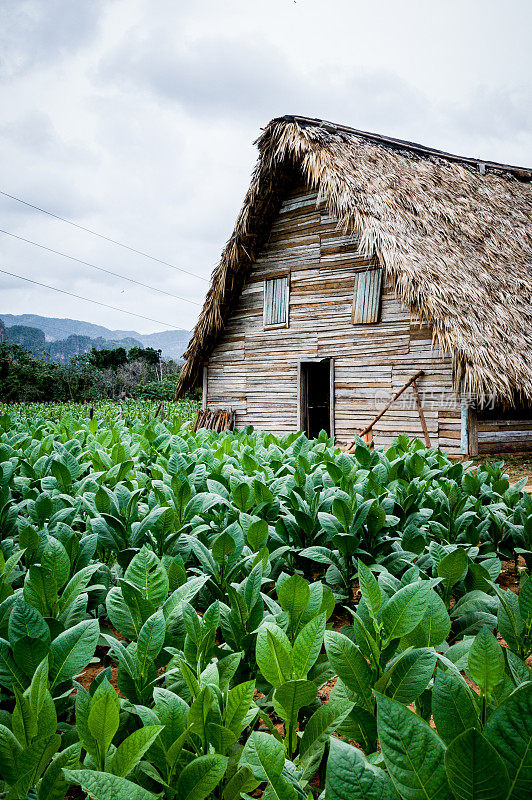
[101,621,125,640]
[76,660,120,692]
[65,789,84,800]
[330,608,353,632]
[467,453,532,488]
[498,558,524,593]
[319,677,337,702]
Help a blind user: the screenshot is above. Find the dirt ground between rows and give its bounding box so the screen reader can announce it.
[470,452,532,491]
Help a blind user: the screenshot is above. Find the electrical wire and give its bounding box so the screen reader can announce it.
[0,228,200,306]
[0,267,183,329]
[0,189,209,282]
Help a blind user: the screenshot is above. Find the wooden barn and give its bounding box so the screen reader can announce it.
[177,115,532,456]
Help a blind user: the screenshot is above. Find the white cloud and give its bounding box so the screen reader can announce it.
[0,0,107,78]
[0,0,530,334]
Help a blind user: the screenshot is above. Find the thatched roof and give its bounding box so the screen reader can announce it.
[177,115,532,404]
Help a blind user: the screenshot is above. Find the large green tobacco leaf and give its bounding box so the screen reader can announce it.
[273,679,317,727]
[484,682,532,800]
[136,610,166,672]
[381,581,432,642]
[211,530,237,563]
[240,731,283,779]
[51,459,72,491]
[382,648,437,704]
[437,549,468,593]
[292,612,326,678]
[299,699,353,760]
[185,491,227,518]
[58,564,101,615]
[49,618,100,688]
[357,561,381,619]
[376,692,452,800]
[108,725,163,778]
[42,538,70,590]
[24,565,58,617]
[222,766,259,800]
[432,668,480,744]
[88,679,120,765]
[256,624,293,688]
[106,584,151,640]
[241,732,297,800]
[497,590,523,654]
[124,547,169,605]
[38,741,82,800]
[175,753,228,800]
[188,686,213,749]
[518,575,532,624]
[325,736,398,800]
[467,626,504,696]
[206,722,237,756]
[0,723,22,785]
[225,679,256,735]
[63,769,158,800]
[277,573,311,615]
[324,630,374,711]
[338,702,378,754]
[0,637,27,690]
[9,598,50,677]
[15,733,61,797]
[402,590,451,648]
[14,657,56,745]
[445,728,509,800]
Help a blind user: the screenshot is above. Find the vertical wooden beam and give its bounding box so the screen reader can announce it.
[297,361,303,432]
[286,272,291,329]
[460,395,469,454]
[468,407,478,456]
[202,365,208,411]
[461,395,479,456]
[411,379,431,448]
[329,358,335,440]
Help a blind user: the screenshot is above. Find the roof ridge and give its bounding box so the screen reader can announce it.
[272,115,532,179]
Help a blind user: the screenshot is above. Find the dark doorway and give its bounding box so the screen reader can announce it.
[300,360,331,438]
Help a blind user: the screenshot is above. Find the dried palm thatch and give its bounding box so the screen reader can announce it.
[177,115,532,405]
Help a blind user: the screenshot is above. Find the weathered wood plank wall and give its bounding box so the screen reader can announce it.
[477,421,532,453]
[205,184,471,455]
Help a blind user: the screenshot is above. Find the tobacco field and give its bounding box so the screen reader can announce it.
[0,403,531,800]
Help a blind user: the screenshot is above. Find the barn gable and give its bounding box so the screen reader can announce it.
[203,181,464,451]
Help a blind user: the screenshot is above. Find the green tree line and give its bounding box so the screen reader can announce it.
[0,342,189,402]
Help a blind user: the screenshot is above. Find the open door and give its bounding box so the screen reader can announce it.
[299,359,333,439]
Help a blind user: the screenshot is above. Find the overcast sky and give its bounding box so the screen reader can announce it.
[1,0,531,334]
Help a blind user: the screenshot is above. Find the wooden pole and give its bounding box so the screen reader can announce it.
[411,379,431,448]
[347,369,425,451]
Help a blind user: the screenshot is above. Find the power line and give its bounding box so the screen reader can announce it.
[0,267,183,329]
[0,189,209,283]
[0,228,201,307]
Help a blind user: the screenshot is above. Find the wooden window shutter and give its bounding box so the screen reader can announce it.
[264,276,289,326]
[351,268,383,324]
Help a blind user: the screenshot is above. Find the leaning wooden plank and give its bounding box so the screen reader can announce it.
[346,369,425,451]
[411,379,431,447]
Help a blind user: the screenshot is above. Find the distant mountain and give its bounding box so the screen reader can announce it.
[0,322,144,363]
[0,314,191,359]
[2,324,48,358]
[48,334,143,363]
